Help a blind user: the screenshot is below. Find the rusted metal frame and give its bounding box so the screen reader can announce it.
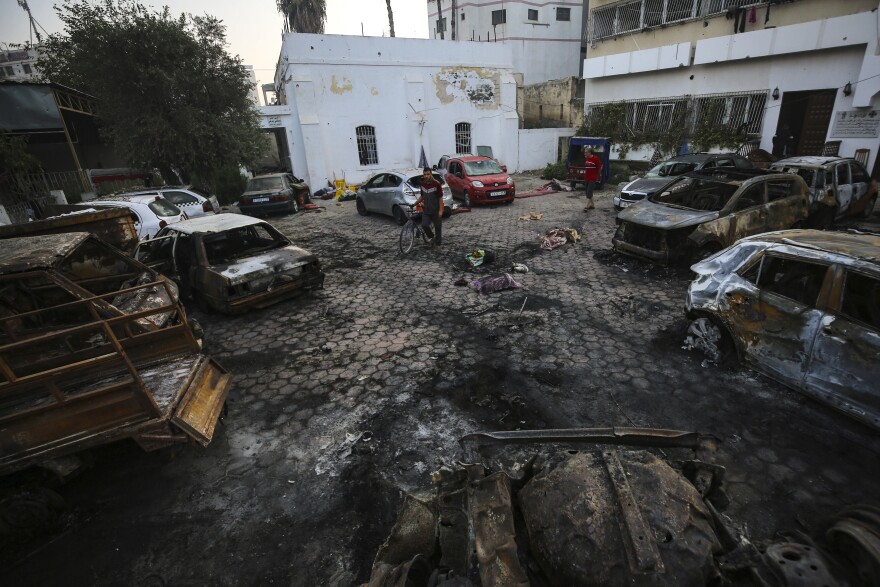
[0,357,17,382]
[0,352,119,395]
[53,88,98,116]
[51,89,91,193]
[0,318,107,354]
[0,278,170,325]
[0,379,136,426]
[46,380,65,403]
[460,427,710,450]
[603,450,666,574]
[157,277,198,349]
[81,294,161,418]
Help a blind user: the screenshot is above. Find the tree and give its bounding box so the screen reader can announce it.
[38,0,266,188]
[386,0,395,38]
[277,0,326,34]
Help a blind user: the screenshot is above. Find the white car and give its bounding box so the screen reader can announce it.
[126,187,220,219]
[89,194,186,239]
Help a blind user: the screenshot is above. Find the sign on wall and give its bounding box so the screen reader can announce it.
[830,110,880,138]
[266,116,283,127]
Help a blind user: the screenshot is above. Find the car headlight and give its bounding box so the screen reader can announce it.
[472,181,484,188]
[506,177,513,184]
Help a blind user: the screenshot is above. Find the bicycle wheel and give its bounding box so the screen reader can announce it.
[399,220,416,254]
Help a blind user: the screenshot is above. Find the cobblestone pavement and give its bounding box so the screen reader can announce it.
[6,176,880,585]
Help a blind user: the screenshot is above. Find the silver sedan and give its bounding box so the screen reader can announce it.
[356,169,453,225]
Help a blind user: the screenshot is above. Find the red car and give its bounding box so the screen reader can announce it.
[444,155,515,207]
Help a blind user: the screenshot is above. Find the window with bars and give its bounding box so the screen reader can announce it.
[492,10,506,25]
[356,125,378,166]
[455,123,471,154]
[556,7,571,21]
[589,0,769,42]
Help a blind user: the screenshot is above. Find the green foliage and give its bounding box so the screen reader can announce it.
[277,0,327,33]
[0,132,41,177]
[542,161,567,180]
[691,100,745,153]
[39,0,267,187]
[204,165,248,205]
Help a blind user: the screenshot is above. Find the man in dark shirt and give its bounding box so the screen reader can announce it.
[414,167,443,246]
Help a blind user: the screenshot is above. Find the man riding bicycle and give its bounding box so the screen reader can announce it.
[413,167,443,247]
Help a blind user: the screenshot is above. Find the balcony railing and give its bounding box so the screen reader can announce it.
[585,0,768,44]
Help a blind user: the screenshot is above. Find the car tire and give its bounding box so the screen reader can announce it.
[463,191,472,208]
[504,198,513,205]
[290,199,299,214]
[356,198,369,216]
[688,316,738,368]
[392,205,407,226]
[861,195,877,219]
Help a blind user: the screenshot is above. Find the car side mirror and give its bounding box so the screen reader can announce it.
[432,165,437,170]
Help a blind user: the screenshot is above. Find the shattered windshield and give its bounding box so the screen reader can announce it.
[463,159,503,176]
[204,224,287,265]
[246,177,283,192]
[649,177,739,211]
[645,161,697,178]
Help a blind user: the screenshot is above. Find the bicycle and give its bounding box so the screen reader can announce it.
[398,204,434,255]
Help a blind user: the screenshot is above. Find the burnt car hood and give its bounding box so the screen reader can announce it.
[211,245,317,285]
[618,200,719,230]
[621,177,675,195]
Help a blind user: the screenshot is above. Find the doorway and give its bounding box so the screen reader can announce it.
[774,89,837,157]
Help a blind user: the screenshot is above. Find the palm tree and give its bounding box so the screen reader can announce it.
[386,0,395,37]
[276,0,326,34]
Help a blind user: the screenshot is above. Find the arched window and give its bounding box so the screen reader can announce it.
[356,125,378,166]
[455,122,471,154]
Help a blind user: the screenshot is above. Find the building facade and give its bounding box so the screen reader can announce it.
[582,0,880,173]
[426,0,587,84]
[263,34,520,188]
[0,45,41,81]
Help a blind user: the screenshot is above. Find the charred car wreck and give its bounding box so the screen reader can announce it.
[613,170,809,265]
[686,229,880,431]
[0,233,232,474]
[362,428,879,587]
[136,215,325,313]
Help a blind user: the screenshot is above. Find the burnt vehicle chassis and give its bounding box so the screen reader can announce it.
[363,428,880,587]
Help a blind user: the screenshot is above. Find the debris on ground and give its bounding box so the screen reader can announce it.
[451,206,471,214]
[518,213,543,221]
[465,248,495,267]
[516,179,574,198]
[453,278,469,286]
[540,227,580,251]
[511,262,529,273]
[470,273,522,294]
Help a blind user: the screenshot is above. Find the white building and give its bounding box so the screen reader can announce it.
[262,33,521,188]
[0,45,41,81]
[426,1,586,84]
[582,0,880,173]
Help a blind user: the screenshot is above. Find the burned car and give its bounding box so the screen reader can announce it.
[686,229,880,430]
[0,233,231,474]
[136,215,324,313]
[769,156,877,226]
[613,169,809,265]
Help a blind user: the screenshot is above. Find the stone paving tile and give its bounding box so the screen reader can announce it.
[7,180,880,586]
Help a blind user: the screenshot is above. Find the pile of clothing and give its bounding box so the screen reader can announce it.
[540,227,580,251]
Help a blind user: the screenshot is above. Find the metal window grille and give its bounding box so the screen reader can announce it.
[587,0,770,43]
[585,90,767,138]
[492,10,506,25]
[556,7,571,21]
[455,122,471,154]
[436,18,447,33]
[356,125,378,166]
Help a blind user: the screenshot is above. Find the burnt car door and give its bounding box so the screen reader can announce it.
[834,162,855,215]
[727,182,768,243]
[765,178,806,231]
[726,253,830,388]
[804,267,880,426]
[135,231,176,275]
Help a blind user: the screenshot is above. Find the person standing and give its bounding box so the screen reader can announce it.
[583,147,602,211]
[414,167,443,246]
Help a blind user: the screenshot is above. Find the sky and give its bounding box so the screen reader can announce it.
[0,0,429,95]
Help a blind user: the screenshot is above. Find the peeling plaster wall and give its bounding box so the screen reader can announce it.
[521,77,583,129]
[271,34,521,187]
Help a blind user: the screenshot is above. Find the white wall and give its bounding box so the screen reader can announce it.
[517,128,576,171]
[427,0,584,84]
[273,34,521,188]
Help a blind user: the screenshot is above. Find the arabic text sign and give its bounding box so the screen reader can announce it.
[830,110,880,138]
[266,116,283,127]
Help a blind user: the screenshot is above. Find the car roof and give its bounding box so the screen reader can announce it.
[771,156,852,168]
[0,233,91,274]
[95,194,163,204]
[164,213,265,235]
[453,155,494,163]
[745,229,880,264]
[388,169,443,177]
[667,153,738,163]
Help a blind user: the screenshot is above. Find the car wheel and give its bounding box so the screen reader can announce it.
[862,195,877,218]
[463,191,472,208]
[504,198,513,205]
[392,205,407,226]
[687,317,737,368]
[290,199,299,214]
[356,198,369,216]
